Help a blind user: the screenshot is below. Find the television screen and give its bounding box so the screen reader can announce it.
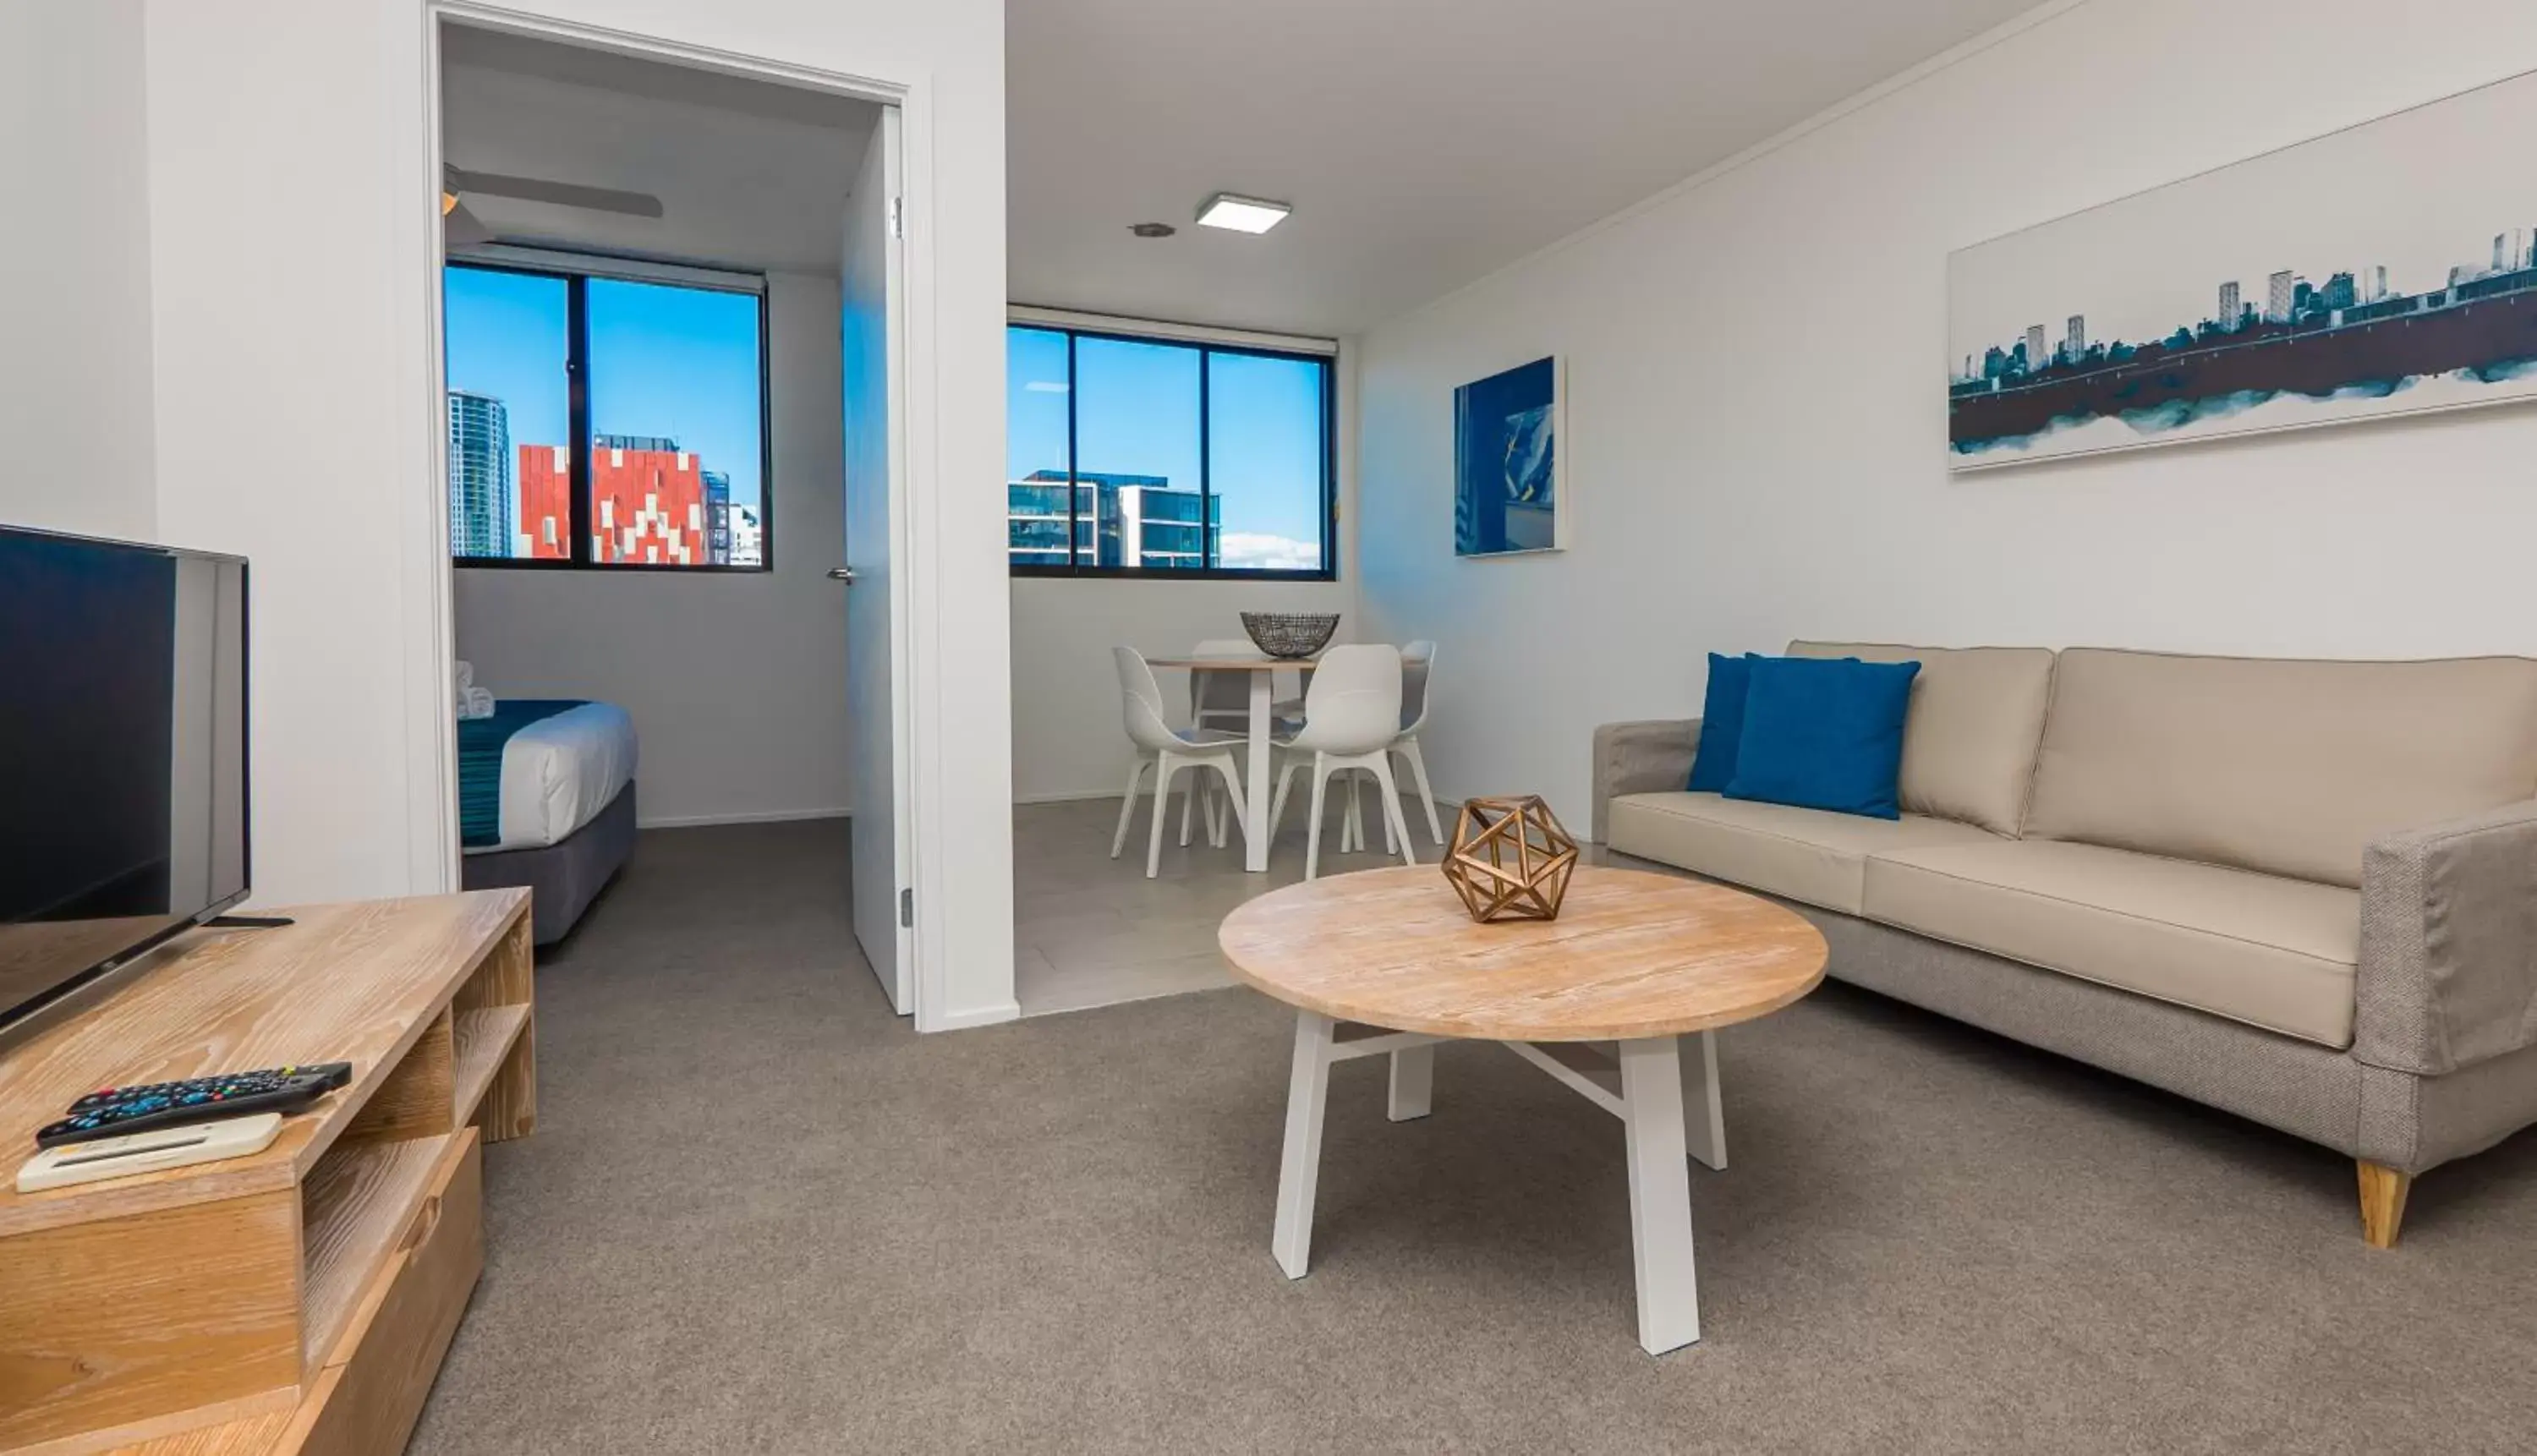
[0,527,249,1031]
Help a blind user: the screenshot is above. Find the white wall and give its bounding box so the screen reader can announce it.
[0,0,158,541]
[141,0,444,907]
[452,272,849,828]
[1356,0,2537,830]
[121,0,1012,1026]
[1010,345,1360,802]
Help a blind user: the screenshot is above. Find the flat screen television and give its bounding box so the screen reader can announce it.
[0,525,249,1033]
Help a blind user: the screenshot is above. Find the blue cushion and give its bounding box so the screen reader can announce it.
[1685,653,1756,792]
[1723,656,1921,819]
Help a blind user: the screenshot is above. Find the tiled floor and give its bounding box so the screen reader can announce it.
[1012,786,1447,1017]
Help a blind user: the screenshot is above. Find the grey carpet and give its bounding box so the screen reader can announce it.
[412,819,2537,1454]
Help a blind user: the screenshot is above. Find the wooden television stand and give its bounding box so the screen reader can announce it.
[0,889,536,1455]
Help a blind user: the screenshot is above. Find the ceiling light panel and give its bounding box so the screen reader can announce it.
[1196,193,1290,234]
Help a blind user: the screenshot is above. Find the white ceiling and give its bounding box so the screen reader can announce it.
[1007,0,2053,336]
[439,25,877,276]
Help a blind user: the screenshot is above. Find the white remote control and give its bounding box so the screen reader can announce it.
[16,1112,284,1193]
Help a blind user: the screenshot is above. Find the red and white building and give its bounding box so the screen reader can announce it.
[515,435,721,565]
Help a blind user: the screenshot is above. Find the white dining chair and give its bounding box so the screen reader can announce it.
[1184,638,1262,846]
[1289,643,1440,857]
[1111,647,1252,878]
[1263,644,1416,879]
[1393,640,1445,845]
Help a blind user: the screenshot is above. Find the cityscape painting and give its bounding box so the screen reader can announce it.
[1948,69,2537,470]
[1455,356,1563,556]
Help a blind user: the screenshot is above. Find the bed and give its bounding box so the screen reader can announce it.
[457,699,639,944]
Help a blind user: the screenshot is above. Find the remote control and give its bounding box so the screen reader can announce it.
[64,1062,352,1114]
[38,1063,353,1148]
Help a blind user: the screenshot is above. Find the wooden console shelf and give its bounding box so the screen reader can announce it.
[0,890,535,1456]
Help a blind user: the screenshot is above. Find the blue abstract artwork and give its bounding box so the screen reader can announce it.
[1454,356,1562,556]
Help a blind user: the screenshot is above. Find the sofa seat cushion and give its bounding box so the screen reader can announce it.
[1861,840,2360,1048]
[1606,791,2003,915]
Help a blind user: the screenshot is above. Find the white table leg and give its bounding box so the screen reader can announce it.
[1273,1010,1337,1278]
[1680,1029,1726,1171]
[1387,1043,1434,1122]
[1619,1036,1701,1355]
[1244,670,1274,873]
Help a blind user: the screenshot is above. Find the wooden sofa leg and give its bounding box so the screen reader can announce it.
[2357,1161,2412,1249]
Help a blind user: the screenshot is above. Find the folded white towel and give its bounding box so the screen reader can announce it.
[457,685,495,721]
[454,660,476,693]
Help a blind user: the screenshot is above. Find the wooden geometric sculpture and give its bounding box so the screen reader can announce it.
[1441,794,1580,923]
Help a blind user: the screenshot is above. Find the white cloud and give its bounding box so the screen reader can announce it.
[1216,533,1322,572]
[1023,380,1069,393]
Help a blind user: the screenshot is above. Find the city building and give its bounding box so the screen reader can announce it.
[1104,477,1209,569]
[1006,470,1217,569]
[517,443,570,559]
[447,390,512,557]
[2025,324,2047,373]
[1006,475,1077,566]
[2217,280,2241,331]
[2267,270,2295,323]
[2063,315,2085,364]
[515,435,750,566]
[593,435,710,566]
[704,470,732,565]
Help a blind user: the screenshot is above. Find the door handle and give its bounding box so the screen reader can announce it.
[829,567,857,583]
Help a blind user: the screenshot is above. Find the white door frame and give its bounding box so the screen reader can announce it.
[414,1,949,1027]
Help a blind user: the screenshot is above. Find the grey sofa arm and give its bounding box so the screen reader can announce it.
[1590,719,1700,843]
[2356,798,2537,1076]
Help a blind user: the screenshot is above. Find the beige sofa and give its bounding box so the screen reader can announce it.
[1592,643,2537,1246]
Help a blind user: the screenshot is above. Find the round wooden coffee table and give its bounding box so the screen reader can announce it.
[1219,864,1827,1355]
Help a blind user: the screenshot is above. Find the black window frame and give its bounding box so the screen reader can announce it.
[446,258,775,574]
[1008,321,1338,583]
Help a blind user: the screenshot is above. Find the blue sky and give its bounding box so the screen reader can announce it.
[443,267,765,539]
[1007,326,1326,565]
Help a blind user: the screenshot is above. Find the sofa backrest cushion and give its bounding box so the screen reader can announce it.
[2024,649,2537,887]
[1787,641,2056,835]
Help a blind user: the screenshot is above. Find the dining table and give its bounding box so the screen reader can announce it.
[1143,651,1324,873]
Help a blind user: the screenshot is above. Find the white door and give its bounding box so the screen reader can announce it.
[841,107,912,1012]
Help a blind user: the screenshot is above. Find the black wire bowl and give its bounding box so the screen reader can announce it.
[1241,612,1341,660]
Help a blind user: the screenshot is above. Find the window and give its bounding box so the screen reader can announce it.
[443,260,770,570]
[1006,322,1334,578]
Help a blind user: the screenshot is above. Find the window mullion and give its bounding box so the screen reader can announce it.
[1065,331,1081,573]
[1323,356,1338,579]
[566,276,592,566]
[1198,348,1214,571]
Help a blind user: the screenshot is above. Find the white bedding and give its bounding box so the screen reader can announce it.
[464,701,638,854]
